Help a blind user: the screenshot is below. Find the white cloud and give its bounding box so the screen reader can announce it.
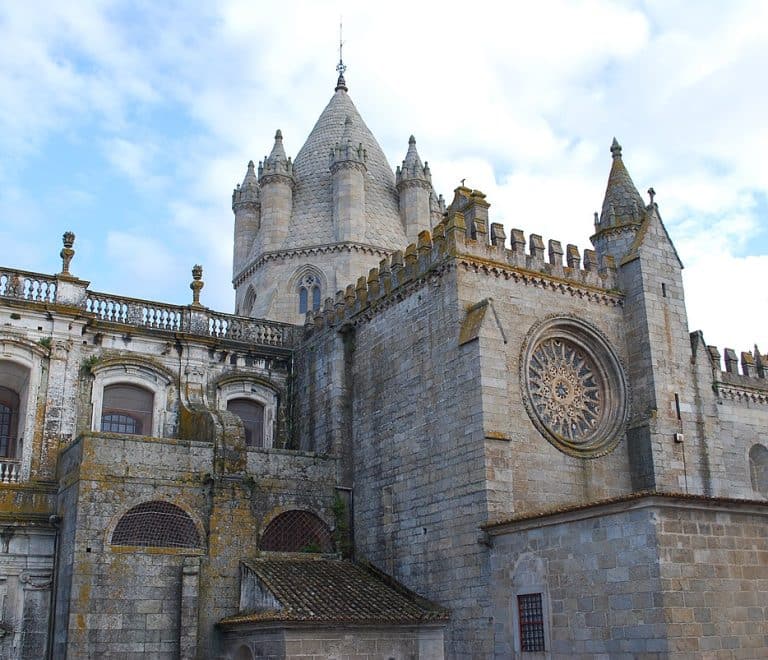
[0,0,765,352]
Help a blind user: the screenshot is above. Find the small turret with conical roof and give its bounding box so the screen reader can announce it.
[592,138,647,265]
[256,129,295,253]
[330,115,368,242]
[396,135,434,243]
[232,160,260,278]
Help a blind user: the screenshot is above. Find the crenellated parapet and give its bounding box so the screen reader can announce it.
[303,188,623,337]
[706,343,768,404]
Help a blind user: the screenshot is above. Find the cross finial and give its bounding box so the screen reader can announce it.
[648,187,656,205]
[460,178,466,187]
[335,18,348,92]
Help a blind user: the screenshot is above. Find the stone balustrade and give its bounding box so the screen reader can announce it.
[0,268,294,349]
[0,269,57,303]
[0,459,21,484]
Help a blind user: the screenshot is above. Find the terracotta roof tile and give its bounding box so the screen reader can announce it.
[219,557,449,626]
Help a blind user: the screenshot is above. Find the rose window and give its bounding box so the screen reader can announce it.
[521,318,628,458]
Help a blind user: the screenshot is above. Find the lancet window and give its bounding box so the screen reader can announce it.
[298,274,321,315]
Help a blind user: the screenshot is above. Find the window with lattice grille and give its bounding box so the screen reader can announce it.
[101,384,153,435]
[518,593,545,651]
[111,501,201,549]
[259,510,332,553]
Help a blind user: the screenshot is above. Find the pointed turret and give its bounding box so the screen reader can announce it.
[232,160,261,279]
[256,129,295,255]
[330,116,367,242]
[396,135,434,243]
[592,138,647,265]
[259,130,293,179]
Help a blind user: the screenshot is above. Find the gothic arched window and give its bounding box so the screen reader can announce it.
[0,386,20,458]
[101,384,154,435]
[260,510,332,553]
[298,274,321,315]
[227,398,265,447]
[111,501,201,548]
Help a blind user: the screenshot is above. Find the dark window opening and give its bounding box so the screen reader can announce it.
[311,285,321,311]
[299,286,309,314]
[101,384,153,436]
[227,398,265,447]
[661,282,667,297]
[518,593,545,652]
[0,387,20,458]
[260,510,332,553]
[111,500,201,548]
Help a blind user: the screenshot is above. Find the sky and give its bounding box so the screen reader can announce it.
[0,1,766,354]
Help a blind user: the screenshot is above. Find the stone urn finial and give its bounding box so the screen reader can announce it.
[190,264,204,307]
[60,231,76,275]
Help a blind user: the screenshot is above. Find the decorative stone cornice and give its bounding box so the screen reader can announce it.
[715,382,768,405]
[234,242,394,287]
[456,257,624,308]
[258,173,295,189]
[329,159,367,175]
[396,178,432,192]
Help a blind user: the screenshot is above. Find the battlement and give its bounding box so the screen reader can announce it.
[303,190,623,336]
[707,344,768,383]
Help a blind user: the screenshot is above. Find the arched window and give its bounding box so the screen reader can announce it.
[0,387,20,458]
[234,646,254,660]
[111,501,201,548]
[227,398,265,447]
[297,273,321,315]
[101,384,153,435]
[750,444,768,497]
[260,510,332,553]
[242,286,256,316]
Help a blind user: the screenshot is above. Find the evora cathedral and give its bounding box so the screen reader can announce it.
[0,64,767,660]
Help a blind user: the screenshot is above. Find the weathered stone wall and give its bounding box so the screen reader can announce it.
[656,502,768,657]
[453,256,634,517]
[341,264,495,656]
[488,496,768,659]
[221,625,445,660]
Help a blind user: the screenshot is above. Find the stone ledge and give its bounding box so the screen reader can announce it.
[483,491,768,536]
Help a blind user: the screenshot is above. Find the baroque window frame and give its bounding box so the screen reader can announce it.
[90,359,171,438]
[0,336,47,480]
[216,377,278,449]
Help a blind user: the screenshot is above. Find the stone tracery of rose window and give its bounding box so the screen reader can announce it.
[528,338,602,441]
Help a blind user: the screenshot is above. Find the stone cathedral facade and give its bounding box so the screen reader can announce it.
[0,70,767,659]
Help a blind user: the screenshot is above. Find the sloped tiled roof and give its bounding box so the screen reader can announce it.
[219,557,449,626]
[281,89,407,250]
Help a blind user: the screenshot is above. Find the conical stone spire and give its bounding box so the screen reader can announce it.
[259,130,293,180]
[232,160,260,209]
[396,135,431,186]
[597,137,645,229]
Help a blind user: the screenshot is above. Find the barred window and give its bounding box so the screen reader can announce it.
[518,593,545,652]
[227,398,265,447]
[111,501,201,549]
[101,384,153,435]
[260,510,332,553]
